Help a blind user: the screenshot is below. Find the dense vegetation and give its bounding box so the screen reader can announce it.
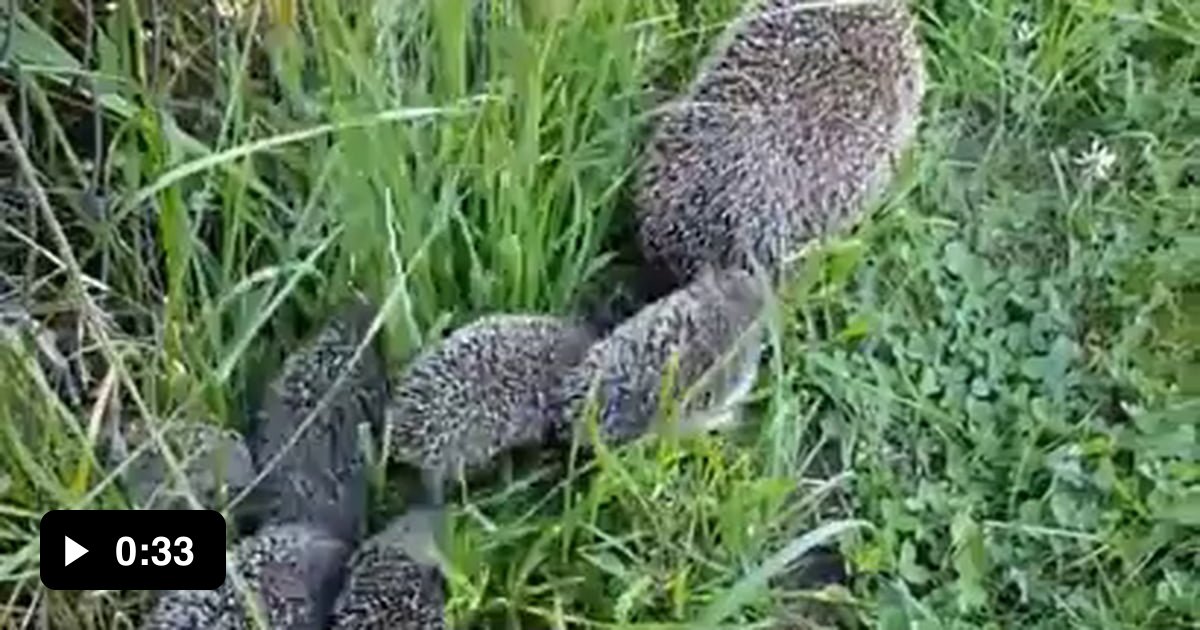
[1,0,1196,627]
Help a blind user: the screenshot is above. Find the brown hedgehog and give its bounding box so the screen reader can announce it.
[386,315,596,501]
[637,0,925,284]
[556,268,767,444]
[246,300,388,544]
[329,508,446,629]
[141,523,350,630]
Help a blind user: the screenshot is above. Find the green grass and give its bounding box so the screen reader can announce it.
[1,0,1197,628]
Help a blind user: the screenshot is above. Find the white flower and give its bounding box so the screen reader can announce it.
[1014,19,1038,45]
[1073,139,1117,182]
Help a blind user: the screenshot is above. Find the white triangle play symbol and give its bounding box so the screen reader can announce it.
[64,536,88,567]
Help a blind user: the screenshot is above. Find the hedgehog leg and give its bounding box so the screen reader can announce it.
[414,466,453,567]
[418,466,446,509]
[500,451,514,487]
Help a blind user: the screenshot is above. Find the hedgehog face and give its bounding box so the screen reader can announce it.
[377,507,443,567]
[117,423,256,519]
[559,269,767,445]
[679,324,765,433]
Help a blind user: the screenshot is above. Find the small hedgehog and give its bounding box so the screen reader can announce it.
[245,301,388,543]
[142,523,350,630]
[637,0,925,284]
[556,268,767,444]
[329,508,446,629]
[387,315,596,499]
[115,422,255,516]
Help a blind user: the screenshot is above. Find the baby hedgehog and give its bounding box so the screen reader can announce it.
[115,422,255,516]
[142,523,350,630]
[636,0,925,283]
[387,315,596,499]
[556,268,766,445]
[246,301,388,543]
[329,508,446,629]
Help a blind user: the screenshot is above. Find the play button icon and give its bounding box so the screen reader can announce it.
[41,509,226,590]
[63,536,88,567]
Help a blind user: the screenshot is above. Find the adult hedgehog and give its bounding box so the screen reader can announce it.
[637,0,925,284]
